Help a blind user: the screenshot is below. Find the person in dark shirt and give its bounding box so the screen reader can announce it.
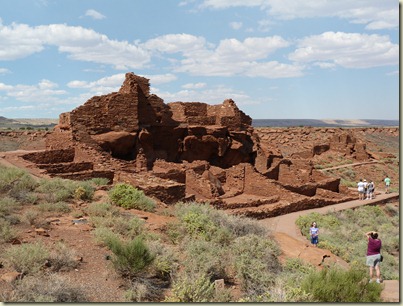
[365,231,382,283]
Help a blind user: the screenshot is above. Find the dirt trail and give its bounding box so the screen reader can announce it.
[259,191,399,302]
[318,160,380,171]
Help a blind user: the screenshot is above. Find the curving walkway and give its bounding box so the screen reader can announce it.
[258,190,400,302]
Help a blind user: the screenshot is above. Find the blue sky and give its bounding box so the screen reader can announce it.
[0,0,399,120]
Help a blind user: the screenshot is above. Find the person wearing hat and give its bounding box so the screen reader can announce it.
[363,179,368,199]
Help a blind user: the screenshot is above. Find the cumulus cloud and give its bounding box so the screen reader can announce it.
[0,22,150,69]
[154,84,257,105]
[289,31,398,68]
[182,82,206,89]
[0,79,66,103]
[167,35,303,78]
[85,9,106,20]
[143,33,206,54]
[199,0,398,30]
[67,73,177,94]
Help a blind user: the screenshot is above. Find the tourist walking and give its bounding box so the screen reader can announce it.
[310,222,319,247]
[366,180,375,200]
[384,176,391,194]
[365,231,382,283]
[357,179,365,200]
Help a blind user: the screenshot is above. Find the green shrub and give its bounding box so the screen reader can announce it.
[86,202,120,217]
[0,166,38,204]
[232,234,281,296]
[181,238,230,281]
[301,266,382,302]
[109,183,155,212]
[1,273,87,302]
[49,241,79,272]
[4,242,50,274]
[165,273,215,302]
[36,178,77,202]
[106,236,155,278]
[89,177,110,186]
[74,181,95,201]
[0,218,19,243]
[90,214,145,239]
[124,277,165,302]
[148,240,179,280]
[173,202,267,243]
[93,227,120,246]
[22,209,43,226]
[38,202,71,214]
[0,196,21,217]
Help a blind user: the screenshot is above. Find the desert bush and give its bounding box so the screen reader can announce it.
[181,238,230,281]
[106,236,155,278]
[4,241,50,274]
[93,226,120,246]
[173,202,267,243]
[90,177,110,186]
[74,181,95,200]
[232,234,281,296]
[300,266,382,302]
[0,196,21,217]
[124,277,165,302]
[109,183,155,212]
[1,273,87,302]
[0,218,19,243]
[22,208,43,226]
[0,166,37,193]
[90,214,145,239]
[38,201,71,214]
[49,241,79,272]
[165,272,215,302]
[36,178,77,202]
[148,240,179,280]
[86,202,120,217]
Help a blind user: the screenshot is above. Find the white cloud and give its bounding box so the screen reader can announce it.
[0,22,151,69]
[67,73,177,95]
[169,35,303,78]
[0,68,10,74]
[154,84,257,106]
[289,31,398,68]
[85,9,106,20]
[143,33,206,54]
[201,0,266,9]
[67,73,126,94]
[182,82,206,89]
[144,73,177,85]
[0,80,66,103]
[199,0,398,30]
[229,21,243,30]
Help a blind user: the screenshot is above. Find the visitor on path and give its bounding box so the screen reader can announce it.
[365,231,382,283]
[363,179,368,197]
[384,176,391,194]
[357,179,365,200]
[366,181,375,200]
[310,222,319,247]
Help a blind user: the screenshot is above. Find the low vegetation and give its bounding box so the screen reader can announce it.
[109,183,156,212]
[0,165,394,302]
[296,204,399,280]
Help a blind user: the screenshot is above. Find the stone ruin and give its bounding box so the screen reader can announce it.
[19,72,367,218]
